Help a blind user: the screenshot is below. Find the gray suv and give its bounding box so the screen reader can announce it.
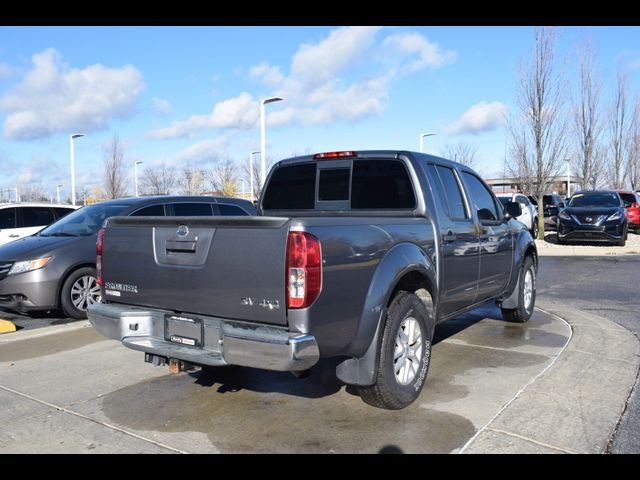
[0,196,255,319]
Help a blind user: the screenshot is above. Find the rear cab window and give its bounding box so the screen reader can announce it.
[262,159,416,212]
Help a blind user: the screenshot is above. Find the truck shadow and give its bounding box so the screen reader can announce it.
[433,301,504,344]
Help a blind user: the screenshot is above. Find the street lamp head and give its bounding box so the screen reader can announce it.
[261,97,283,106]
[420,132,436,138]
[135,160,144,166]
[250,150,260,156]
[71,133,85,140]
[57,184,63,188]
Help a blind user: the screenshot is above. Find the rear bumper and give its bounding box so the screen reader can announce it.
[87,302,319,372]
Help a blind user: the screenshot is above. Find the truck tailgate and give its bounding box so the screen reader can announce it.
[101,216,290,326]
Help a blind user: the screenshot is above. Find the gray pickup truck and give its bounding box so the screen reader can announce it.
[88,150,537,409]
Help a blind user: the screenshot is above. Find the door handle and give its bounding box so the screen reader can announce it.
[9,234,19,238]
[443,231,457,242]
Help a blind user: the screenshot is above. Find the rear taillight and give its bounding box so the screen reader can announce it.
[286,232,322,309]
[632,203,639,209]
[96,228,105,286]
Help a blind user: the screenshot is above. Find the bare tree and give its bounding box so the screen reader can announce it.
[241,157,277,201]
[18,184,48,202]
[440,142,478,168]
[572,38,603,191]
[507,26,569,239]
[207,160,239,197]
[102,135,128,199]
[627,99,640,191]
[140,163,177,195]
[178,166,206,195]
[607,69,632,189]
[505,124,535,195]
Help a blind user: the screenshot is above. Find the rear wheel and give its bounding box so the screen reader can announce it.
[60,267,101,319]
[530,218,539,238]
[501,256,536,323]
[359,291,434,410]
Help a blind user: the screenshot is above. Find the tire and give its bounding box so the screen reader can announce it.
[60,267,101,320]
[501,256,536,323]
[359,291,434,410]
[530,218,539,238]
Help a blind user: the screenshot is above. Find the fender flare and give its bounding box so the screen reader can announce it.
[336,242,437,386]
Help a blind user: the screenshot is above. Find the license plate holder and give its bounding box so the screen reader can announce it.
[165,314,204,348]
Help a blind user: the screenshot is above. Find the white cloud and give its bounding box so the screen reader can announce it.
[152,97,172,114]
[150,27,456,138]
[148,92,258,139]
[0,48,144,140]
[629,58,640,70]
[383,32,457,71]
[445,101,508,135]
[177,137,228,164]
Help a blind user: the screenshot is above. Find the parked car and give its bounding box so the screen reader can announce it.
[557,191,627,246]
[88,150,537,410]
[0,196,256,319]
[617,191,640,232]
[496,193,538,237]
[542,194,565,229]
[0,203,78,247]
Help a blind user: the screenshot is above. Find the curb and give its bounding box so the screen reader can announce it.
[535,239,640,257]
[0,320,91,344]
[460,303,640,454]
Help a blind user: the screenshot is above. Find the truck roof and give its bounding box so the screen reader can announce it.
[276,150,462,169]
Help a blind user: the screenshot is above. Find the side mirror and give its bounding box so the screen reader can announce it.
[504,201,522,220]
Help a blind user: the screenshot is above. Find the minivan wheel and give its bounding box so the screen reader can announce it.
[359,291,434,410]
[501,256,536,323]
[60,267,101,320]
[531,218,539,238]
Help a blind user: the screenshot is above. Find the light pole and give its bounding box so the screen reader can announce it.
[11,188,19,203]
[70,133,85,206]
[260,97,283,187]
[56,184,63,204]
[134,161,144,197]
[240,179,246,200]
[249,150,260,202]
[419,132,436,153]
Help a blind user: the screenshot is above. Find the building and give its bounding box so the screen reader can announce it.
[485,175,583,196]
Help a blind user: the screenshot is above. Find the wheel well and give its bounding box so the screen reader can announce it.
[390,271,434,320]
[56,263,96,308]
[524,245,538,271]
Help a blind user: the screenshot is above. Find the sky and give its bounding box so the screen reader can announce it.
[0,26,639,201]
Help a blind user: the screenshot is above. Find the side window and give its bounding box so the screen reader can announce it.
[516,195,529,206]
[262,163,316,210]
[21,207,55,228]
[0,208,16,229]
[171,203,213,216]
[461,172,500,222]
[53,207,75,219]
[435,166,468,219]
[426,164,451,221]
[131,204,165,216]
[351,160,415,209]
[218,204,249,216]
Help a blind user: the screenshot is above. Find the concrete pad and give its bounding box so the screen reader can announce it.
[0,387,55,427]
[0,320,90,344]
[463,428,569,454]
[0,409,175,454]
[486,349,638,453]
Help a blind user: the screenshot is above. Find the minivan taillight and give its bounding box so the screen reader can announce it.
[286,231,322,309]
[96,227,105,286]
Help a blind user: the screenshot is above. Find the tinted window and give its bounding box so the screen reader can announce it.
[569,192,621,208]
[318,168,350,201]
[462,172,499,222]
[40,204,130,237]
[131,204,165,216]
[426,164,450,221]
[172,203,213,216]
[53,207,75,219]
[497,197,511,206]
[21,207,55,228]
[218,204,249,216]
[436,166,467,219]
[0,208,16,229]
[620,193,636,207]
[543,195,558,205]
[516,195,529,205]
[263,163,316,210]
[351,160,415,209]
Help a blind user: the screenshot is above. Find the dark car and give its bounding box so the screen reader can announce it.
[556,191,627,246]
[617,191,640,232]
[542,194,565,229]
[0,196,255,319]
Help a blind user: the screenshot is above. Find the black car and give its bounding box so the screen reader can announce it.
[0,196,256,319]
[542,194,565,229]
[556,191,627,246]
